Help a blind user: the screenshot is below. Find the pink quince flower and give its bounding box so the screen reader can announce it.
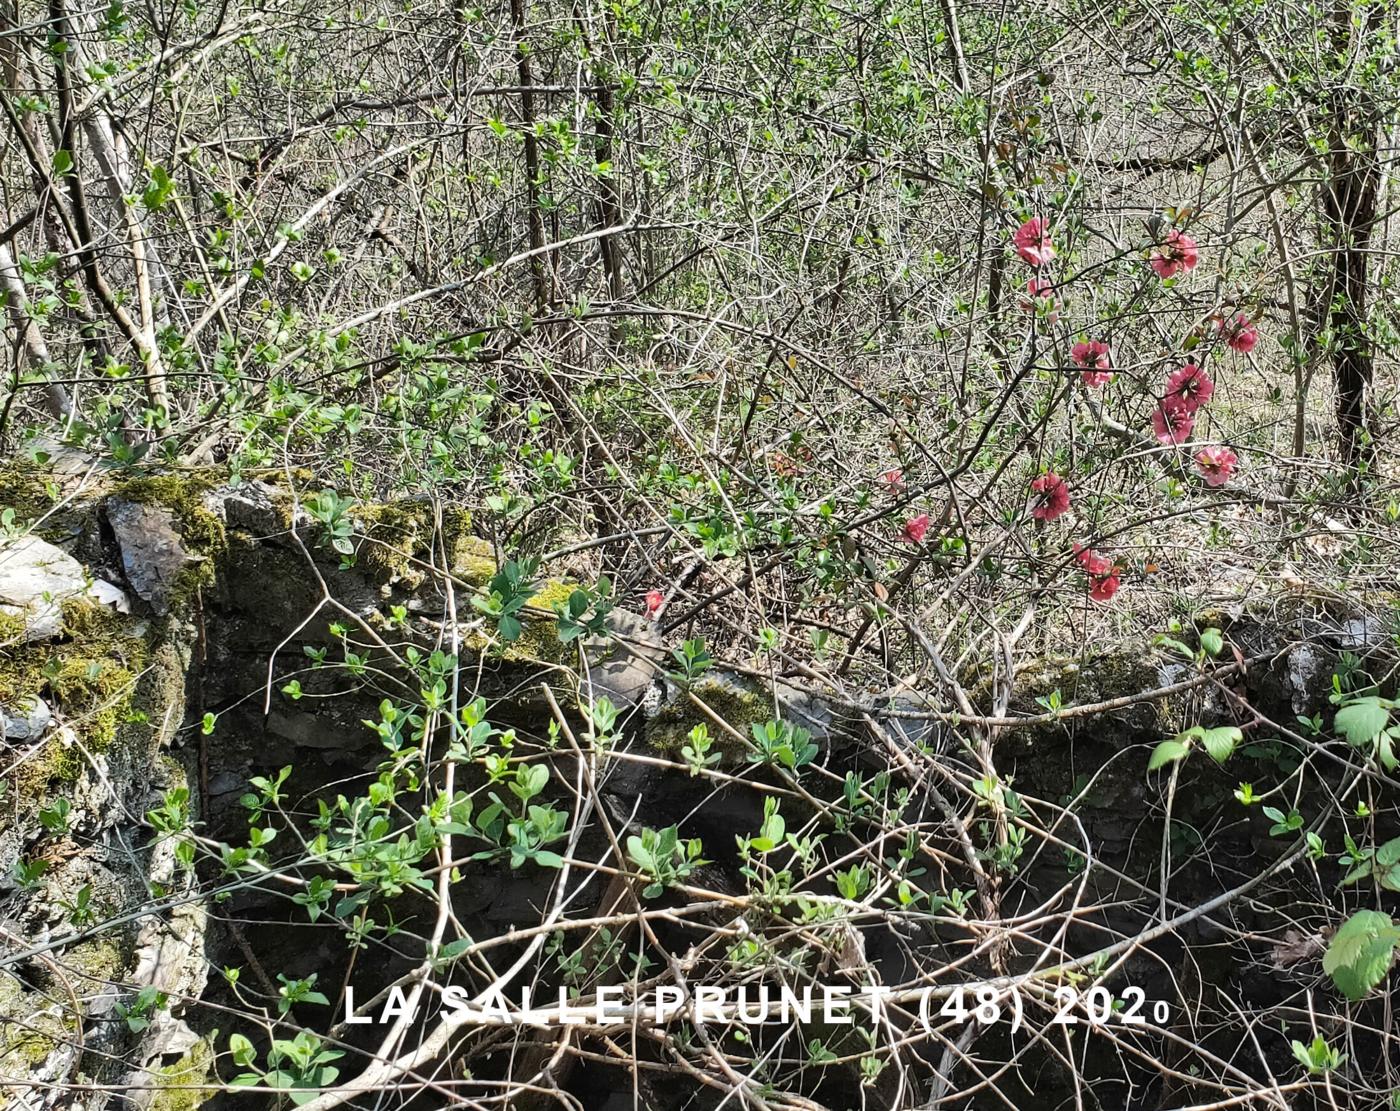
[1149,228,1199,279]
[1088,570,1121,602]
[1073,543,1109,575]
[1012,217,1055,267]
[901,513,931,544]
[882,468,905,495]
[1163,362,1214,413]
[1030,471,1071,521]
[644,590,665,619]
[1217,313,1258,354]
[1073,544,1120,601]
[1194,445,1238,487]
[1071,340,1113,387]
[1151,400,1196,445]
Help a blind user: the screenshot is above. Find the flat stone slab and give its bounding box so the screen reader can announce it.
[0,535,128,641]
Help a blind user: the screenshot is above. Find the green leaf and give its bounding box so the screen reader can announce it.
[229,1033,257,1067]
[51,149,73,176]
[1200,627,1223,657]
[1335,698,1391,748]
[1199,725,1242,764]
[1154,635,1195,659]
[626,835,653,871]
[1342,861,1372,886]
[142,164,175,210]
[1148,739,1189,770]
[1323,910,1400,1001]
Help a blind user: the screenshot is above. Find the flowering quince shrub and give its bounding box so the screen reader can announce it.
[8,6,1400,1109]
[1194,445,1238,487]
[900,513,931,544]
[1012,216,1056,266]
[1163,362,1214,411]
[1217,314,1258,354]
[1019,275,1059,323]
[996,215,1248,604]
[1073,544,1122,601]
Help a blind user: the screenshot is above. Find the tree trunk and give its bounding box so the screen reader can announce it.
[1323,2,1382,478]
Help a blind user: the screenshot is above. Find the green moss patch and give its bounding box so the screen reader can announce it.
[148,1036,218,1111]
[111,472,229,557]
[645,674,773,761]
[0,598,147,761]
[350,501,480,587]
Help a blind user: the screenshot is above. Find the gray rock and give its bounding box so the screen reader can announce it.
[1334,614,1387,651]
[106,499,194,615]
[207,770,246,796]
[1286,643,1330,715]
[0,535,129,641]
[582,610,667,709]
[218,480,286,536]
[1,696,52,743]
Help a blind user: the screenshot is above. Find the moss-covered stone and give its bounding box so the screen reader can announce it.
[110,471,230,611]
[645,674,774,760]
[0,463,59,520]
[0,607,28,645]
[510,580,583,664]
[454,535,497,586]
[31,935,129,1001]
[148,1036,218,1111]
[0,929,124,1069]
[350,500,481,587]
[10,731,85,797]
[0,597,147,766]
[111,472,229,558]
[0,966,80,1074]
[458,578,584,668]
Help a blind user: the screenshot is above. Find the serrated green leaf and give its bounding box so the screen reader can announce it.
[1200,627,1223,656]
[1323,910,1400,1001]
[1335,699,1391,748]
